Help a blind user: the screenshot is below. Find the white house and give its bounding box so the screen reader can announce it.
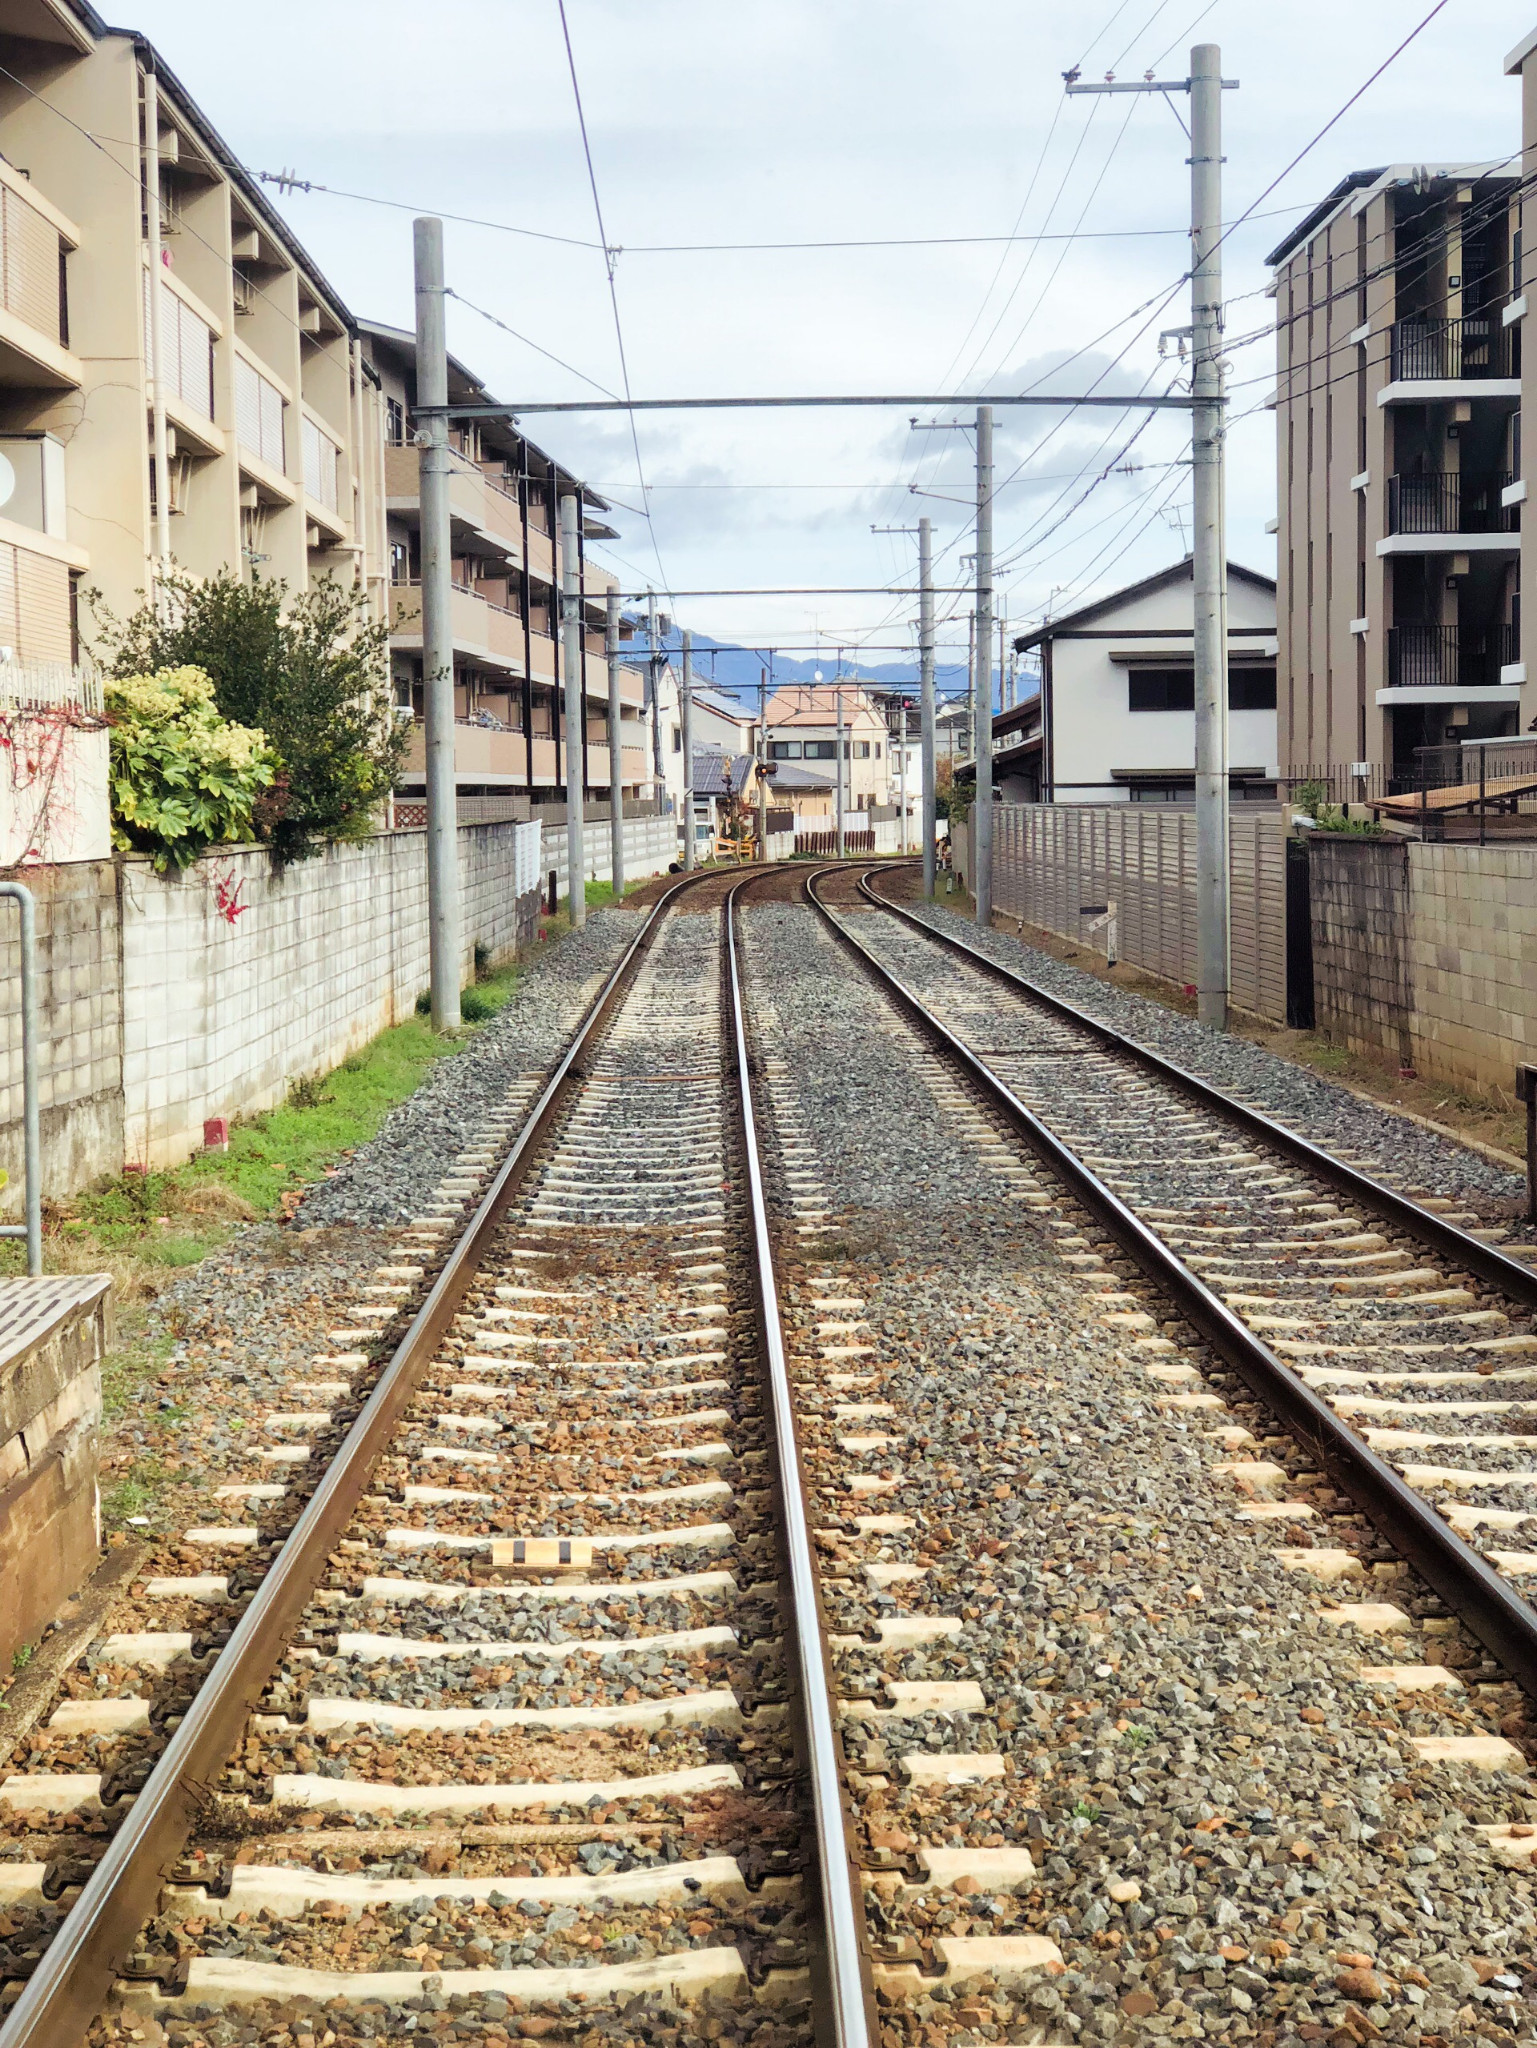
[765,682,892,812]
[1011,558,1278,804]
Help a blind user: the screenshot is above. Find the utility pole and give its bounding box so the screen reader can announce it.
[646,590,666,813]
[143,65,172,578]
[919,517,936,897]
[756,664,769,859]
[606,588,624,903]
[1190,44,1229,1030]
[559,488,586,927]
[973,403,994,930]
[681,628,695,870]
[835,685,846,857]
[1068,46,1236,1028]
[998,609,1009,712]
[413,216,461,1030]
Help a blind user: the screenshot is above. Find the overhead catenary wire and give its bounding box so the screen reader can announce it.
[554,0,669,596]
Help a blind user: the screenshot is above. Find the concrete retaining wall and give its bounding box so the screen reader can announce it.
[0,817,547,1197]
[1308,836,1537,1094]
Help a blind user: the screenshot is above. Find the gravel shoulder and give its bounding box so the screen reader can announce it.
[893,895,1525,1215]
[749,898,1537,2047]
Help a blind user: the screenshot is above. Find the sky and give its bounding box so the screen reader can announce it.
[126,0,1537,693]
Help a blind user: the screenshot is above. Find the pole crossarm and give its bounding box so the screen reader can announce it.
[1065,76,1238,93]
[419,392,1205,421]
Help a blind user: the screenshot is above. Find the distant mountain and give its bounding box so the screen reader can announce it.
[626,625,1032,705]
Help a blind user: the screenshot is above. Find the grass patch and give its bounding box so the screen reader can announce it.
[4,957,527,1300]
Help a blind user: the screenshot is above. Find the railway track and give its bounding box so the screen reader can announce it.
[818,868,1537,1695]
[8,855,1537,2047]
[0,865,870,2048]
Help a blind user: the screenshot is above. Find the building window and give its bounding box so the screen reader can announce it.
[386,396,407,446]
[302,415,340,511]
[671,725,682,753]
[1229,668,1278,711]
[804,739,837,760]
[235,355,285,470]
[1128,669,1195,712]
[854,739,871,759]
[390,541,410,585]
[769,739,802,759]
[1127,667,1277,712]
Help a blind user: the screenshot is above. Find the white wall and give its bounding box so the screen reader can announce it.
[0,721,109,864]
[541,811,680,899]
[119,821,544,1172]
[1052,571,1277,803]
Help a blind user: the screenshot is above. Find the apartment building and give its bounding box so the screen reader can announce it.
[362,324,648,811]
[0,0,387,677]
[764,681,891,811]
[1269,149,1524,787]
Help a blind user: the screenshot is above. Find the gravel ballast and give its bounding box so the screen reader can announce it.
[747,898,1537,2047]
[298,907,641,1229]
[896,896,1523,1211]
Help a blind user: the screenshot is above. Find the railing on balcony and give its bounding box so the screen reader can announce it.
[1386,471,1517,534]
[1389,316,1515,381]
[1386,622,1519,690]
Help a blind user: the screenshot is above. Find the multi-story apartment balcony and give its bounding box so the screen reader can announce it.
[1389,316,1516,383]
[390,580,527,674]
[0,166,81,392]
[1386,622,1519,691]
[1386,473,1518,536]
[400,721,648,791]
[384,443,524,561]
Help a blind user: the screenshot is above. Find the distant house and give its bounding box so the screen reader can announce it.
[1011,558,1278,804]
[764,682,891,811]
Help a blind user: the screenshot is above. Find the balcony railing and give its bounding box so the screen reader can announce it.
[1390,316,1515,382]
[1386,622,1519,690]
[1386,471,1517,534]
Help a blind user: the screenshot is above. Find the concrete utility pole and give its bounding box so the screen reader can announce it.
[681,629,695,870]
[646,590,666,811]
[756,664,769,859]
[606,588,624,903]
[835,686,846,856]
[973,404,994,930]
[1067,46,1236,1027]
[1189,44,1229,1030]
[413,216,461,1030]
[559,489,586,927]
[999,610,1009,712]
[919,516,936,897]
[144,66,172,577]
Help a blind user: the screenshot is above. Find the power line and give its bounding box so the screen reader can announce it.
[554,0,669,595]
[445,286,619,398]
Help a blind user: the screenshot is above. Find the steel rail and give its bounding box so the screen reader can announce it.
[725,870,875,2048]
[0,863,748,2048]
[805,869,1537,1706]
[858,868,1537,1312]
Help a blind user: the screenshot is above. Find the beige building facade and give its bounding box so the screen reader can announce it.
[764,682,892,812]
[363,324,649,810]
[1269,148,1524,788]
[0,0,388,671]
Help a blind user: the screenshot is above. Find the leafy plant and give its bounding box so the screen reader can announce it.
[89,569,405,864]
[105,666,275,872]
[459,986,496,1023]
[1291,775,1383,837]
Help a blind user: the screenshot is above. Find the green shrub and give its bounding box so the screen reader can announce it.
[90,568,405,864]
[458,986,495,1023]
[415,989,432,1017]
[105,665,276,871]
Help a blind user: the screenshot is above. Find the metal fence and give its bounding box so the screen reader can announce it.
[992,802,1289,1026]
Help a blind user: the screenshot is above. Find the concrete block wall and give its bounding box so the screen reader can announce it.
[541,813,679,899]
[0,817,548,1200]
[0,858,122,1206]
[1405,843,1537,1094]
[1306,837,1414,1067]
